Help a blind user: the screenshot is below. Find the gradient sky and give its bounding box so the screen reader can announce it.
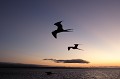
[1,0,120,67]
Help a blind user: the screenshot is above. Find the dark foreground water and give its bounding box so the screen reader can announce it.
[0,68,120,79]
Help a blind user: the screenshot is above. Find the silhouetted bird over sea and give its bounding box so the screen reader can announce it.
[45,72,54,75]
[68,44,84,51]
[52,21,73,38]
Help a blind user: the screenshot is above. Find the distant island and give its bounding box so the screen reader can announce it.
[0,62,120,69]
[0,62,49,68]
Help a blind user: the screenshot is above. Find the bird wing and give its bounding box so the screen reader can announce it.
[74,44,79,48]
[68,47,71,51]
[57,23,63,30]
[74,44,79,45]
[52,31,57,38]
[54,21,63,30]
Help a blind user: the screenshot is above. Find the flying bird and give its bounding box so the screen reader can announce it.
[52,21,73,38]
[45,72,55,75]
[68,44,84,51]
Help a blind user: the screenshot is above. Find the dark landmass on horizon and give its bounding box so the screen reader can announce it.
[0,62,49,68]
[0,62,120,69]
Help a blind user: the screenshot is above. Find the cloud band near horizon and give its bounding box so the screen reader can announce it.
[43,59,90,64]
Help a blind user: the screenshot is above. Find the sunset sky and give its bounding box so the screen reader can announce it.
[1,0,120,67]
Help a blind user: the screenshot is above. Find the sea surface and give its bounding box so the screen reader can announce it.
[0,68,120,79]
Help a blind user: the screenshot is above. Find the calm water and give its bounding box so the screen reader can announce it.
[0,68,120,79]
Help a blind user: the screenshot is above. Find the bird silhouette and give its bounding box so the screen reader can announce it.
[68,44,84,51]
[52,21,73,38]
[45,72,54,75]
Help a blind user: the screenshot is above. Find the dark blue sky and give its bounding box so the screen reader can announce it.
[1,0,120,66]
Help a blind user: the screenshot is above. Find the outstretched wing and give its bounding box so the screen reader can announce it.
[54,21,63,30]
[74,44,79,48]
[68,47,72,51]
[52,31,57,38]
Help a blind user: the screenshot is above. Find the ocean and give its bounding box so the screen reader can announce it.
[0,68,120,79]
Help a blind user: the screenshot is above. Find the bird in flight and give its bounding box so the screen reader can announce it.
[52,21,73,38]
[45,72,55,75]
[68,44,84,51]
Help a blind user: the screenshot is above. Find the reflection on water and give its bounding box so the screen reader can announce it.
[0,68,120,79]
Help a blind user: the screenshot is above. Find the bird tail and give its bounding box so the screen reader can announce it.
[64,29,73,32]
[78,49,84,51]
[66,29,73,30]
